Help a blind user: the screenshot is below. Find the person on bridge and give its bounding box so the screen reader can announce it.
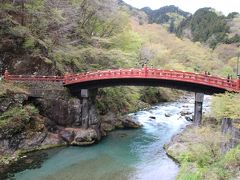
[227,74,231,82]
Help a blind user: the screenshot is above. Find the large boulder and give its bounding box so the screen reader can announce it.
[119,115,142,129]
[180,110,192,116]
[100,112,142,133]
[69,128,98,146]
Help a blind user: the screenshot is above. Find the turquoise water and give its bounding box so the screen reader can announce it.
[12,96,211,180]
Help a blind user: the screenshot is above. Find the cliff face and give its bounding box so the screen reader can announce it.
[0,89,101,152]
[164,117,240,180]
[0,86,141,164]
[221,118,240,152]
[0,88,101,178]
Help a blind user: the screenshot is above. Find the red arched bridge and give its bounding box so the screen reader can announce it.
[3,66,240,95]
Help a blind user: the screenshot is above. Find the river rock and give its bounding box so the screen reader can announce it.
[100,112,142,131]
[119,116,142,129]
[149,116,156,119]
[180,111,192,116]
[165,113,172,117]
[185,116,193,122]
[70,128,98,146]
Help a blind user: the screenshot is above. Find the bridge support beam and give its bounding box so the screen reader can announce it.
[81,90,89,129]
[78,89,99,130]
[194,93,204,126]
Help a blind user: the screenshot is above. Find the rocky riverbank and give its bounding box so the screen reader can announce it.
[0,87,142,179]
[5,93,196,180]
[164,117,240,180]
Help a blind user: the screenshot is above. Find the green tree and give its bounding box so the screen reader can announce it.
[212,93,240,120]
[168,19,175,33]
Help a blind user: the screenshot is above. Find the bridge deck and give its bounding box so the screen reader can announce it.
[3,67,240,94]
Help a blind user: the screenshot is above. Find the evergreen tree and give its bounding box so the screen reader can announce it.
[168,19,175,33]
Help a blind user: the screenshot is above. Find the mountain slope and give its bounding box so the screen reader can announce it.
[131,19,226,75]
[176,8,240,48]
[142,5,191,31]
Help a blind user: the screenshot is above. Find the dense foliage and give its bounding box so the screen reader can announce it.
[176,8,240,48]
[0,0,187,115]
[0,105,40,134]
[191,8,229,48]
[0,1,240,179]
[171,127,240,180]
[0,0,239,115]
[212,93,240,120]
[142,5,190,24]
[0,0,134,74]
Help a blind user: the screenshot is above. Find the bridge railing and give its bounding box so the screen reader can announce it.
[4,70,64,83]
[3,68,240,92]
[63,68,240,92]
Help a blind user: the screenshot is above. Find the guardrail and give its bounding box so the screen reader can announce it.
[4,70,64,83]
[3,67,240,92]
[63,68,240,92]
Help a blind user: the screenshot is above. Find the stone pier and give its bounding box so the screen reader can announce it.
[194,93,204,126]
[78,89,99,130]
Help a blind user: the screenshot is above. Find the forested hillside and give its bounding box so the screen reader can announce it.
[1,0,239,114]
[141,5,240,50]
[1,0,240,179]
[0,0,138,74]
[176,8,240,48]
[142,5,190,32]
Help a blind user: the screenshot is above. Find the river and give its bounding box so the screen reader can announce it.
[9,95,211,180]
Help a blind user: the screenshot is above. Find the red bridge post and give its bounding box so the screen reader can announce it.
[4,69,9,81]
[144,64,148,77]
[237,78,240,90]
[64,73,69,84]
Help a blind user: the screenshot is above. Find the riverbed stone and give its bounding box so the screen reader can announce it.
[180,111,192,116]
[119,115,142,129]
[150,116,156,119]
[69,128,98,146]
[100,112,142,133]
[185,116,193,122]
[165,113,172,117]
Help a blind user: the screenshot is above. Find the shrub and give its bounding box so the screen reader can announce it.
[0,105,39,125]
[96,87,141,115]
[211,93,240,120]
[23,36,36,49]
